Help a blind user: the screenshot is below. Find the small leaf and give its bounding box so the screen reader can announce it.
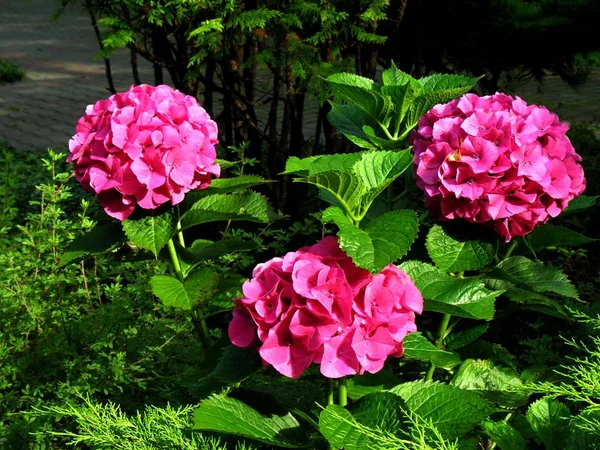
[445,324,489,351]
[177,239,257,264]
[123,209,175,257]
[193,395,308,448]
[403,332,460,369]
[526,398,571,450]
[426,224,496,272]
[482,420,527,450]
[400,261,500,320]
[526,224,595,250]
[560,194,598,216]
[181,192,280,230]
[451,359,528,407]
[60,223,124,265]
[209,345,262,383]
[390,380,494,438]
[324,207,419,272]
[487,256,578,299]
[347,370,401,400]
[381,62,416,86]
[327,104,379,150]
[150,268,219,311]
[326,73,393,122]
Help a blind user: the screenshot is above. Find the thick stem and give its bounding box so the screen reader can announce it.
[338,377,348,407]
[424,313,452,381]
[504,240,518,259]
[167,238,184,283]
[327,379,335,406]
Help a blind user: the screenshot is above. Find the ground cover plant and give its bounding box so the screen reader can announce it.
[2,53,599,449]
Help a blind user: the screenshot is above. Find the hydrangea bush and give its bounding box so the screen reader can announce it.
[63,64,596,449]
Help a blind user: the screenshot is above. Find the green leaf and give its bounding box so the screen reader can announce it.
[243,380,323,411]
[525,224,596,250]
[451,359,528,408]
[319,405,398,450]
[326,73,393,122]
[445,324,489,351]
[350,392,408,436]
[177,239,257,265]
[301,171,363,216]
[403,332,461,369]
[354,150,413,192]
[482,420,527,450]
[418,73,481,93]
[487,256,578,300]
[327,104,379,150]
[208,345,262,384]
[191,175,274,197]
[324,207,418,272]
[381,83,417,133]
[381,62,416,86]
[282,152,364,176]
[180,192,279,230]
[193,395,307,448]
[347,370,401,400]
[150,267,219,310]
[526,398,571,450]
[122,209,176,257]
[400,261,500,320]
[458,341,516,369]
[60,223,124,265]
[426,225,496,272]
[390,380,494,438]
[560,194,598,216]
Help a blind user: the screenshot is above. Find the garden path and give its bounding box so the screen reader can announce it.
[0,0,599,152]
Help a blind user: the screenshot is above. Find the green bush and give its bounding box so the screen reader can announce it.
[0,59,24,83]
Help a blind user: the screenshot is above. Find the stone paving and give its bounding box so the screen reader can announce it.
[1,0,599,152]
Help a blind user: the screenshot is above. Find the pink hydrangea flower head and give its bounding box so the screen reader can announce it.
[228,236,424,379]
[411,93,586,241]
[68,84,220,221]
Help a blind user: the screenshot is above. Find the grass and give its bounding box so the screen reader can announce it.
[0,59,25,83]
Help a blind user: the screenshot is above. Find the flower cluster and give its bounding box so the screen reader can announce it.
[68,84,220,221]
[228,237,423,379]
[411,93,586,241]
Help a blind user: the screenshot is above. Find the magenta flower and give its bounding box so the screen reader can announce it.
[68,84,220,221]
[228,237,423,379]
[411,93,586,241]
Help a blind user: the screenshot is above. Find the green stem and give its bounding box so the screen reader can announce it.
[338,377,348,407]
[167,238,210,347]
[424,313,452,381]
[378,121,396,142]
[504,240,518,259]
[327,379,335,406]
[177,220,186,248]
[167,239,184,283]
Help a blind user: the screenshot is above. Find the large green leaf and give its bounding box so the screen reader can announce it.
[445,324,489,351]
[426,225,496,272]
[327,104,379,150]
[346,370,401,400]
[403,332,461,369]
[487,256,578,300]
[180,192,279,230]
[150,267,219,310]
[451,359,528,408]
[418,73,481,93]
[326,73,393,122]
[381,84,417,134]
[60,222,124,265]
[390,381,494,438]
[525,224,595,250]
[301,171,363,217]
[319,404,402,450]
[324,207,418,272]
[350,392,409,436]
[400,261,501,320]
[526,398,571,450]
[482,420,526,450]
[122,209,176,257]
[283,152,364,176]
[193,395,307,448]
